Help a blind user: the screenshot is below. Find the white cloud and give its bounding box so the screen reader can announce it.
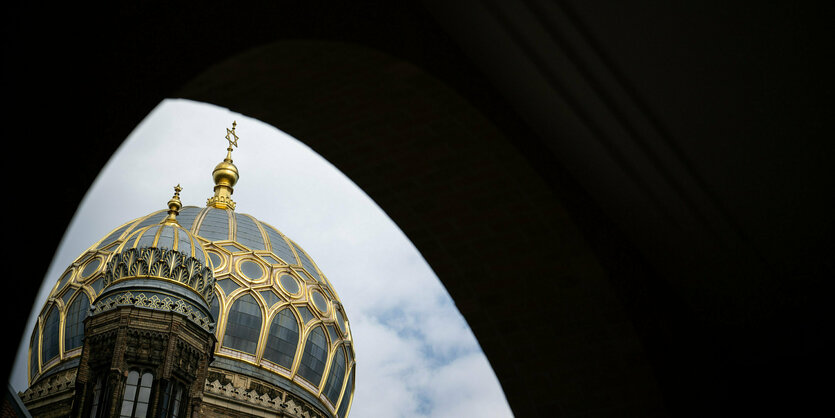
[10,99,513,417]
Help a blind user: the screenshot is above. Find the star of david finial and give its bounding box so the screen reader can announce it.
[165,184,184,224]
[209,122,240,210]
[225,121,239,148]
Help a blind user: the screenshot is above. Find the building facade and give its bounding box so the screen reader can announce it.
[19,124,355,417]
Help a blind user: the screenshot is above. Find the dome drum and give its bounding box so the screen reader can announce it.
[90,278,215,333]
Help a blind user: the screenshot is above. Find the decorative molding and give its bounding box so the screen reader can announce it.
[87,330,117,369]
[91,291,214,332]
[102,247,216,304]
[124,328,168,364]
[19,367,76,404]
[173,339,204,380]
[204,378,325,418]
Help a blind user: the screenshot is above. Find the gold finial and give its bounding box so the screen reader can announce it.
[207,122,240,210]
[164,184,183,224]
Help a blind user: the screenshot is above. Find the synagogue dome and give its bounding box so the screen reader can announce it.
[25,123,355,417]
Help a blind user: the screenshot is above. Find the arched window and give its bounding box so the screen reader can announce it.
[64,292,90,351]
[41,305,60,364]
[336,366,354,418]
[297,326,328,386]
[89,376,103,417]
[323,345,347,404]
[262,308,299,368]
[120,370,153,417]
[158,380,185,418]
[222,293,262,355]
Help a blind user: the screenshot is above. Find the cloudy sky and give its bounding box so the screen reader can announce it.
[10,98,513,417]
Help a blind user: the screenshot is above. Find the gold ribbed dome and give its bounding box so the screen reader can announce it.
[101,185,216,307]
[26,122,355,418]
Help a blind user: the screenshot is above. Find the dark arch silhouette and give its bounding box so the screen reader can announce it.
[5,2,832,417]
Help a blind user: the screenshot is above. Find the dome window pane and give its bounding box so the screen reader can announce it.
[239,260,264,281]
[191,240,206,264]
[210,297,220,323]
[297,326,328,386]
[176,206,200,231]
[259,290,281,307]
[263,308,299,368]
[295,269,314,282]
[90,277,104,295]
[297,306,315,324]
[323,346,346,404]
[136,226,160,248]
[311,291,328,314]
[207,252,223,270]
[64,292,90,351]
[157,226,175,250]
[222,244,241,253]
[336,367,354,418]
[217,279,239,297]
[336,309,347,335]
[279,275,299,294]
[291,242,321,282]
[134,212,166,229]
[61,289,75,306]
[197,208,230,241]
[263,224,297,265]
[41,306,60,364]
[176,231,192,258]
[260,254,281,265]
[56,270,73,291]
[96,223,131,249]
[81,258,101,278]
[234,213,266,250]
[326,324,339,345]
[222,294,262,355]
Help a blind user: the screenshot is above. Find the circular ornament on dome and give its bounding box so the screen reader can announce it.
[311,290,329,314]
[207,251,224,271]
[279,274,300,295]
[239,260,264,281]
[81,258,101,278]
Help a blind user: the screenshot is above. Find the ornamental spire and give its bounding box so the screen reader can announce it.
[164,184,183,224]
[207,121,240,210]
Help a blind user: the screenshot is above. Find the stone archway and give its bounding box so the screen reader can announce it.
[174,40,666,416]
[16,2,829,415]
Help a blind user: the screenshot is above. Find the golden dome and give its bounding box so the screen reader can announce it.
[26,123,355,417]
[101,185,216,309]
